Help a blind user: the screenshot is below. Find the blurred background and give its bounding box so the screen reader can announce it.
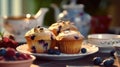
[0,0,120,37]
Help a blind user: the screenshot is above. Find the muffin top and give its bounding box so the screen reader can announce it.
[56,30,84,41]
[25,26,56,40]
[48,20,78,35]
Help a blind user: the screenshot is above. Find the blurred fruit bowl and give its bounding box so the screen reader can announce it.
[0,55,36,67]
[0,47,36,67]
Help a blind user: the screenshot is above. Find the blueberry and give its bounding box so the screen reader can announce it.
[31,35,35,40]
[44,43,48,47]
[74,36,79,40]
[103,58,114,67]
[16,52,20,57]
[110,50,116,59]
[54,50,61,55]
[9,57,16,61]
[5,57,16,61]
[31,46,36,53]
[93,57,102,65]
[47,49,61,55]
[43,43,48,50]
[50,34,54,40]
[109,58,115,65]
[0,48,6,56]
[81,48,87,53]
[38,40,45,44]
[110,49,115,56]
[47,49,54,54]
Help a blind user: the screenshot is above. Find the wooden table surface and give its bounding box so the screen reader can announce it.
[31,51,119,67]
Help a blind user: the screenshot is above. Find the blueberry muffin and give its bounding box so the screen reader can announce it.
[25,26,56,53]
[56,30,84,54]
[48,20,78,35]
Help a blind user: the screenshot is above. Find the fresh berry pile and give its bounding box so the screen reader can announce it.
[92,50,116,67]
[93,57,114,67]
[0,37,18,49]
[47,49,61,55]
[0,47,32,61]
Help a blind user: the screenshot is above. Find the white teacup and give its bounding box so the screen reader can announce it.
[87,34,120,52]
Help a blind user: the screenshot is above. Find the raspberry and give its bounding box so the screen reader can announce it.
[6,48,16,57]
[3,37,10,43]
[26,54,32,59]
[20,54,29,60]
[0,37,18,48]
[0,56,4,60]
[17,56,24,60]
[10,40,18,48]
[11,40,18,45]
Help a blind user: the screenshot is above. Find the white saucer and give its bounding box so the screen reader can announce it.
[16,44,99,60]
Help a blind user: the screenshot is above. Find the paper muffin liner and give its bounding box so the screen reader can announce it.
[25,36,32,51]
[50,40,57,49]
[58,40,83,54]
